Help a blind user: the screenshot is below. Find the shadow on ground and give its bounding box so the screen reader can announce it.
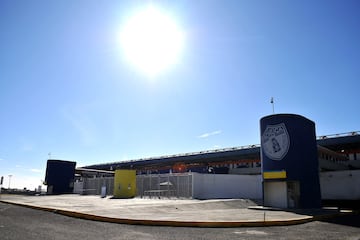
[319,213,360,228]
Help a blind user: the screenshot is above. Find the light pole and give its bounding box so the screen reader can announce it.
[270,97,275,114]
[0,176,3,195]
[8,175,12,189]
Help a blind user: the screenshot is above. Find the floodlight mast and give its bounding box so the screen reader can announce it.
[270,97,275,114]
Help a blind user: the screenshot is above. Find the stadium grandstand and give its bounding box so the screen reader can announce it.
[83,131,360,175]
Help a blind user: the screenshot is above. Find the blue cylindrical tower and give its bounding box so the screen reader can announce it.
[260,114,321,208]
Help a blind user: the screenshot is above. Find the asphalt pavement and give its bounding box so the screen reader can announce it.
[0,194,354,227]
[1,202,360,240]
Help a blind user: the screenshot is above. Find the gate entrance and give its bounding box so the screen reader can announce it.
[264,181,287,208]
[263,181,300,209]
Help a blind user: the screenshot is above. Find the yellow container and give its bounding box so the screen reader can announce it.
[113,169,136,198]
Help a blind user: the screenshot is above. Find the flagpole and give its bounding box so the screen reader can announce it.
[271,97,274,114]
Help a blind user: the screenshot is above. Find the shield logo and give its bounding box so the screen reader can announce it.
[261,123,290,161]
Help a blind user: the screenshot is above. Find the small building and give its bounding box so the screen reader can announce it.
[45,160,76,194]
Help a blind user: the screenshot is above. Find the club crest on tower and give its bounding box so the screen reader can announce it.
[261,123,290,160]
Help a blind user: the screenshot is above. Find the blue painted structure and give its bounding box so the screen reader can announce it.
[260,114,322,208]
[45,160,76,194]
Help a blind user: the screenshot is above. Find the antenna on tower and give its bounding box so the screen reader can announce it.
[48,152,51,160]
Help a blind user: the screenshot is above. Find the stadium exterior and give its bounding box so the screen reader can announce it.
[84,131,360,175]
[44,131,360,206]
[69,131,360,205]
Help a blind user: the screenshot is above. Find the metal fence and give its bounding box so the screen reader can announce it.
[76,173,192,198]
[136,173,193,199]
[82,177,114,195]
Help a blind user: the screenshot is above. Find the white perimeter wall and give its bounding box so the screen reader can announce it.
[192,170,360,200]
[192,173,262,199]
[74,170,360,200]
[320,170,360,200]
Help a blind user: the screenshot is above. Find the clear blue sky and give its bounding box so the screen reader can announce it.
[1,0,359,189]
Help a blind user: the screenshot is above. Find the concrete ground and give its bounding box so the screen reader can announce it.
[1,202,360,240]
[0,194,353,227]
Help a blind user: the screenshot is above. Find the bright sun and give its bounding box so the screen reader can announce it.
[119,6,185,77]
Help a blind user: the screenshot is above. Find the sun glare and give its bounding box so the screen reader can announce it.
[119,6,184,77]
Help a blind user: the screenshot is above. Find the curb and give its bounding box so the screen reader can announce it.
[0,200,352,228]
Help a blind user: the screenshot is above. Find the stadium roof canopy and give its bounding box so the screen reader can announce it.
[84,131,360,171]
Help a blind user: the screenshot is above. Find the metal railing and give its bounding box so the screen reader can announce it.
[137,173,193,199]
[75,173,193,198]
[82,177,114,195]
[317,131,359,140]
